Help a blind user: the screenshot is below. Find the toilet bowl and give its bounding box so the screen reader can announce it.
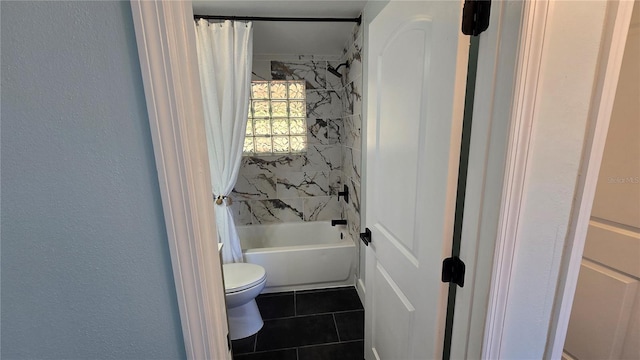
[222,263,267,340]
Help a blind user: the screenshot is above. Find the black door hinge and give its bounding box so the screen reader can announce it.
[442,256,466,287]
[227,333,231,351]
[462,0,491,36]
[359,228,372,246]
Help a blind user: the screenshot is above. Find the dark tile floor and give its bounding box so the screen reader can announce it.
[232,287,364,360]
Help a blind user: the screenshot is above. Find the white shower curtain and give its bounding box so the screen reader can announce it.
[194,19,253,263]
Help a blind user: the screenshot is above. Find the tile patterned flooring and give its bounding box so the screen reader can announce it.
[232,287,364,360]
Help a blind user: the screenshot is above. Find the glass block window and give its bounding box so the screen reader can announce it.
[244,80,307,155]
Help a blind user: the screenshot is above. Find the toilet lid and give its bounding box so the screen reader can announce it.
[222,263,266,293]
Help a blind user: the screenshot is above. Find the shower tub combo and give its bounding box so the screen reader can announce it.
[237,221,356,293]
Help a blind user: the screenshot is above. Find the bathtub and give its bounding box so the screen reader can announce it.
[237,221,356,293]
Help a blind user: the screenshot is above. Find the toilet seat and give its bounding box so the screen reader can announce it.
[223,263,266,294]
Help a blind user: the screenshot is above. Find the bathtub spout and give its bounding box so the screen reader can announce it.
[331,219,347,226]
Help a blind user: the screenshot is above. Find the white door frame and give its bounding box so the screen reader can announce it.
[130,2,231,359]
[129,0,633,359]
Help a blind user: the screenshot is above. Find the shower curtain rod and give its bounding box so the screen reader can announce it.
[194,14,362,25]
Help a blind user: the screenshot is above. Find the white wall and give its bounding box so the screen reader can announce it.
[1,2,185,358]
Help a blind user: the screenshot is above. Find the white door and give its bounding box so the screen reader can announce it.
[364,1,469,359]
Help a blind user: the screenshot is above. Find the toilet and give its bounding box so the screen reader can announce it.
[222,263,267,340]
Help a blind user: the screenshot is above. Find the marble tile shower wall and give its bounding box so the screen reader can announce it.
[231,24,364,231]
[230,56,345,225]
[339,24,364,244]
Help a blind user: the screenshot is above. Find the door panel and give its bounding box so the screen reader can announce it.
[364,1,468,358]
[373,264,415,360]
[376,23,428,251]
[583,222,640,279]
[564,261,638,359]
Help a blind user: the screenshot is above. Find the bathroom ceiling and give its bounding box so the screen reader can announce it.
[192,1,367,56]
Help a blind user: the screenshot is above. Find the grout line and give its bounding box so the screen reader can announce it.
[245,346,299,356]
[294,286,355,294]
[332,313,342,342]
[332,309,364,315]
[294,290,297,316]
[296,339,364,350]
[262,309,361,321]
[251,341,363,356]
[308,308,364,316]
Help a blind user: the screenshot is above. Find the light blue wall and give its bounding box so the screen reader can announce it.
[1,1,186,359]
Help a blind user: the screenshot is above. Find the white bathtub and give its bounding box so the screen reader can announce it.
[237,221,356,293]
